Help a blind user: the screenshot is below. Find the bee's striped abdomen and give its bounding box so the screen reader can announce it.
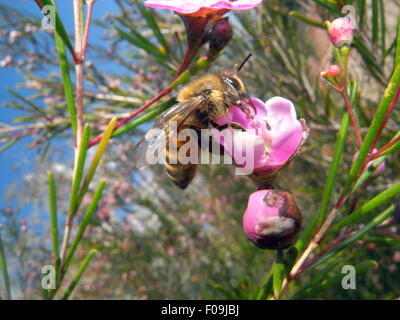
[165,123,198,189]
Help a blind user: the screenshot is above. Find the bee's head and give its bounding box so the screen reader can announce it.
[221,53,255,113]
[222,72,247,104]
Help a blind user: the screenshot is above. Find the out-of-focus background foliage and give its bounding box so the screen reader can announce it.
[0,0,399,299]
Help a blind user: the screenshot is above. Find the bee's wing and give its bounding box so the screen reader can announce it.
[134,96,205,168]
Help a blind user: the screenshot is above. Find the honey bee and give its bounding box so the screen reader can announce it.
[134,54,254,189]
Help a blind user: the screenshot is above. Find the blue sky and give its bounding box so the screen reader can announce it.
[0,1,119,213]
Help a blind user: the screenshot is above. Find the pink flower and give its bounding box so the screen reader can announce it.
[167,246,174,256]
[243,189,302,250]
[44,96,56,105]
[145,0,262,49]
[9,30,21,44]
[353,148,386,174]
[0,55,13,68]
[328,17,354,48]
[213,97,308,181]
[145,0,262,14]
[108,78,121,89]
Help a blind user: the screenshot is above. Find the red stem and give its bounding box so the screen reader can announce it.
[172,39,201,81]
[341,90,363,147]
[369,135,400,160]
[81,0,96,61]
[292,231,356,280]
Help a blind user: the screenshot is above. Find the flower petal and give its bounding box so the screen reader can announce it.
[145,0,262,14]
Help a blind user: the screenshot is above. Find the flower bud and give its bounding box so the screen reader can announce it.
[208,17,233,54]
[243,189,302,250]
[353,148,386,174]
[328,17,354,48]
[321,64,340,78]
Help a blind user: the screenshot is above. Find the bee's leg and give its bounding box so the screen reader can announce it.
[214,122,246,132]
[239,97,257,117]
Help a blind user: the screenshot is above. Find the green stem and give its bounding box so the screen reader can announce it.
[0,233,11,299]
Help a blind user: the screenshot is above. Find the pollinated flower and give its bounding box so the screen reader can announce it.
[213,97,309,187]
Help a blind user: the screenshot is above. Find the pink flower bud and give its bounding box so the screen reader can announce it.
[353,148,386,174]
[208,17,233,54]
[328,17,354,48]
[321,64,340,78]
[243,189,302,250]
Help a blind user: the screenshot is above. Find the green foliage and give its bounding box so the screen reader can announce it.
[0,0,399,300]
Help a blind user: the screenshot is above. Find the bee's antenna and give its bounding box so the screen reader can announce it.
[236,53,252,73]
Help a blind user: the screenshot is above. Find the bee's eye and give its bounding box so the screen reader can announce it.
[224,77,241,90]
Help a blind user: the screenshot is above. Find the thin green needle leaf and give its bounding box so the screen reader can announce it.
[290,258,342,299]
[37,0,75,58]
[55,32,77,136]
[48,171,59,272]
[318,112,350,226]
[111,98,176,138]
[379,0,386,63]
[342,62,400,197]
[61,248,97,300]
[136,0,170,55]
[358,0,366,28]
[349,81,360,128]
[384,36,397,60]
[68,123,90,217]
[350,155,386,195]
[272,250,285,299]
[395,16,400,67]
[6,88,47,116]
[312,0,338,11]
[353,35,383,78]
[63,180,105,273]
[115,24,165,59]
[256,268,274,300]
[350,133,400,194]
[362,236,400,246]
[378,131,400,157]
[296,112,350,253]
[372,0,379,46]
[76,117,117,208]
[298,260,376,298]
[315,205,395,268]
[288,11,324,28]
[0,139,18,153]
[0,233,11,300]
[332,184,400,232]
